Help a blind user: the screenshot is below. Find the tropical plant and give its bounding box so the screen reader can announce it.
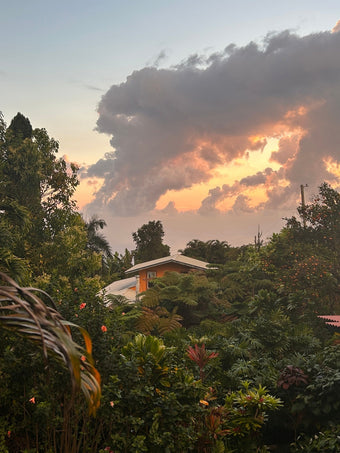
[136,305,183,335]
[85,215,113,260]
[187,343,219,381]
[180,239,231,264]
[290,425,340,452]
[0,272,101,413]
[141,271,221,327]
[103,334,204,452]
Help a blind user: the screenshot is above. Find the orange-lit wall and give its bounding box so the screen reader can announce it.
[138,263,195,292]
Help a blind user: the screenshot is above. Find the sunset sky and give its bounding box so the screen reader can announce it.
[1,1,340,253]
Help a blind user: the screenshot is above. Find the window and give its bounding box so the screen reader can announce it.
[147,271,157,288]
[147,271,157,279]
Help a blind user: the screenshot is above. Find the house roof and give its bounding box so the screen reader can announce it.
[126,253,209,274]
[101,276,136,302]
[318,315,340,327]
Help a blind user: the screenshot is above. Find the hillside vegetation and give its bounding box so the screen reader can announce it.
[1,113,340,452]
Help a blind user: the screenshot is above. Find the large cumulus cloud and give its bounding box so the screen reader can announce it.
[83,26,340,216]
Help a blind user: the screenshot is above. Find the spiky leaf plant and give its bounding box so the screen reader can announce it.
[0,272,101,414]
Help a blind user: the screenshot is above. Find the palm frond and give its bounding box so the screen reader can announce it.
[158,307,182,335]
[0,272,101,414]
[136,305,183,335]
[0,249,30,284]
[136,306,159,334]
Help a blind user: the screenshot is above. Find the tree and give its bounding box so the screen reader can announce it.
[267,183,340,313]
[0,112,79,277]
[2,114,78,219]
[105,248,134,281]
[85,216,112,258]
[180,239,231,264]
[132,220,170,263]
[0,200,30,283]
[7,112,33,140]
[84,216,113,276]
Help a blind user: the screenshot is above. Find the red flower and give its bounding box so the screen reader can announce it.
[29,397,35,404]
[101,325,107,332]
[79,303,86,310]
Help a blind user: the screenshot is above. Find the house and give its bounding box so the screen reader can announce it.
[102,254,209,302]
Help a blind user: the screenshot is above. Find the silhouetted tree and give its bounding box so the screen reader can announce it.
[180,239,231,264]
[7,112,33,140]
[132,220,170,263]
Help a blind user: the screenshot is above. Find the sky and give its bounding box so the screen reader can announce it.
[1,1,340,253]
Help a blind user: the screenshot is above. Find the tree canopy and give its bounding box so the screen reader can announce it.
[180,239,232,264]
[132,220,170,263]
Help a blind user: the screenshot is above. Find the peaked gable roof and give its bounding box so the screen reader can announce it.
[126,253,209,274]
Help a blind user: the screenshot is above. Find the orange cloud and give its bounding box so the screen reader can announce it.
[324,157,340,179]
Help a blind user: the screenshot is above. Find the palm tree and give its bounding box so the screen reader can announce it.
[85,215,113,259]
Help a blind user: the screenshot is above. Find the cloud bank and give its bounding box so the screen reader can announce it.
[83,26,340,220]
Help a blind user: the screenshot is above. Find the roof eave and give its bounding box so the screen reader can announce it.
[126,258,208,274]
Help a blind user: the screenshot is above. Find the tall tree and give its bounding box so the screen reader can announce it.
[1,112,78,222]
[84,215,113,276]
[0,112,79,274]
[85,215,112,259]
[132,220,170,263]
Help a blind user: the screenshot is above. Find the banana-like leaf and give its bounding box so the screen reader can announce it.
[0,272,101,414]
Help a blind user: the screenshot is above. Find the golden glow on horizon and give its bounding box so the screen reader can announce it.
[156,138,282,212]
[75,134,296,214]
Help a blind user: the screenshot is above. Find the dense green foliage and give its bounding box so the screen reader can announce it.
[1,113,340,451]
[180,239,234,264]
[132,220,170,264]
